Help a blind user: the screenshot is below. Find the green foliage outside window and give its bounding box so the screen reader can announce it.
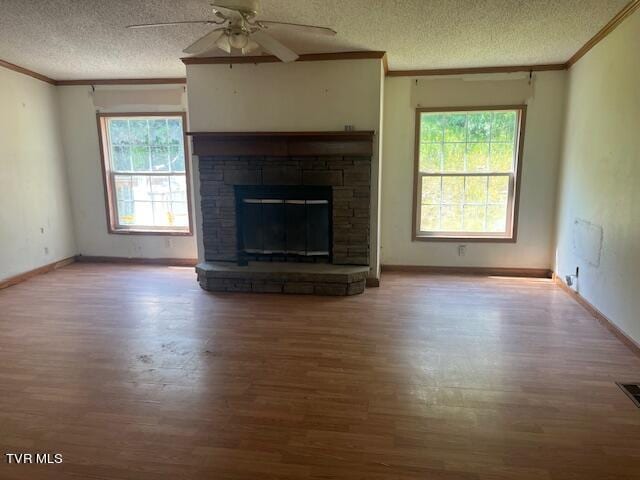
[106,116,189,230]
[417,109,520,236]
[108,117,185,174]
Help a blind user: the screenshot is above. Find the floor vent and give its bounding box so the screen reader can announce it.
[617,383,640,408]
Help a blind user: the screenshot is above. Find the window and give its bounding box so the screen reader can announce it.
[97,113,192,235]
[413,106,525,241]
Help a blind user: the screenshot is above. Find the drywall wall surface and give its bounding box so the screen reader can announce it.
[555,11,640,344]
[187,59,382,132]
[381,70,567,268]
[56,85,197,259]
[186,59,384,276]
[0,68,76,281]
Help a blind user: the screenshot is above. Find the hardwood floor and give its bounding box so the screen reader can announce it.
[0,263,639,479]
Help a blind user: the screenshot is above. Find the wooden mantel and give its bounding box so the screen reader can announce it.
[187,131,375,157]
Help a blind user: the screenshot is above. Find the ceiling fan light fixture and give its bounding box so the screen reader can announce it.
[130,0,334,62]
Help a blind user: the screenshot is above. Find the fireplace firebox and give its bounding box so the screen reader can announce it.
[235,186,332,264]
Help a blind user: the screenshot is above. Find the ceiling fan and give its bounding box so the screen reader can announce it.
[127,0,337,63]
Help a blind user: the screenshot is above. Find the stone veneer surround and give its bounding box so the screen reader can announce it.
[190,131,374,295]
[199,155,371,265]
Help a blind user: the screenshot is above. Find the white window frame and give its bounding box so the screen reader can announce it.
[413,105,526,242]
[97,112,193,236]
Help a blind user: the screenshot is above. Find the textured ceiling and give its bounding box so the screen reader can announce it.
[0,0,628,80]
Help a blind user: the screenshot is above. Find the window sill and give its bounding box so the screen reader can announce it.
[109,228,193,237]
[413,234,516,243]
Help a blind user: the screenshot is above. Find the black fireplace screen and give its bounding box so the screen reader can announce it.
[235,186,332,261]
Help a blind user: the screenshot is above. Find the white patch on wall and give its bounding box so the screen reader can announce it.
[92,87,185,109]
[572,219,603,267]
[411,75,533,108]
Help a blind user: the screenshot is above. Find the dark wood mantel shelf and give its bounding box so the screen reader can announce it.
[187,131,375,157]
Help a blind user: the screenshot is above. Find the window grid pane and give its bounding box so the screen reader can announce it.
[112,173,187,229]
[419,110,517,174]
[417,109,518,237]
[107,117,186,174]
[420,173,512,235]
[106,115,188,231]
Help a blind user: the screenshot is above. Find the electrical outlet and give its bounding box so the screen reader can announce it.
[458,245,466,257]
[40,227,45,234]
[44,247,49,255]
[566,267,580,289]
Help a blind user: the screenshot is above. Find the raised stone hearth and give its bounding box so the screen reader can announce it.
[191,131,374,296]
[196,262,369,295]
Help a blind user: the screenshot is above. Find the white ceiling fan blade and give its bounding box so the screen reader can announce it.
[216,34,232,54]
[257,21,337,36]
[127,20,215,29]
[183,28,227,54]
[251,30,298,63]
[242,39,261,55]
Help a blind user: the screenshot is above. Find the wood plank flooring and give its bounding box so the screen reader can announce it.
[0,263,639,479]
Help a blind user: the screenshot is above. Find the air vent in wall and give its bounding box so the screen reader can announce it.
[617,383,640,408]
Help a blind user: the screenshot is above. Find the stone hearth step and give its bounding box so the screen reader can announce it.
[196,262,369,296]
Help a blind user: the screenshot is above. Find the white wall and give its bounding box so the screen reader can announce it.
[186,59,384,276]
[555,11,640,343]
[56,85,197,259]
[381,71,567,269]
[0,68,76,281]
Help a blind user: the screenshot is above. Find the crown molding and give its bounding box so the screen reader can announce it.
[2,2,637,85]
[0,58,56,85]
[385,0,639,76]
[56,78,187,86]
[566,0,639,68]
[181,51,386,65]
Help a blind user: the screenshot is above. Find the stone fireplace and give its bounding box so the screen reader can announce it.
[191,131,374,295]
